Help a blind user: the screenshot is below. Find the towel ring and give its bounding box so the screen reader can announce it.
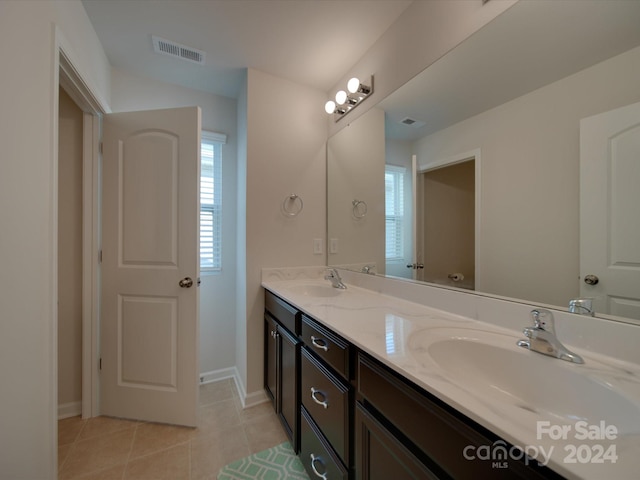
[352,199,367,219]
[282,194,303,217]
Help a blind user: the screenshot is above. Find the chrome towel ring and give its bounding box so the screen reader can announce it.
[282,194,303,217]
[352,199,367,219]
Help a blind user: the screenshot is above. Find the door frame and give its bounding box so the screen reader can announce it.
[55,27,109,420]
[416,148,482,290]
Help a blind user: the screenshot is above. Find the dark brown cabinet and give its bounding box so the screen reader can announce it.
[264,291,301,452]
[356,353,563,480]
[355,402,438,480]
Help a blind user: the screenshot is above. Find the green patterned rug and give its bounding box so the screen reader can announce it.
[218,442,310,479]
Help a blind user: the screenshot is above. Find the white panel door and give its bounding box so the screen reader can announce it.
[101,107,200,426]
[580,101,640,321]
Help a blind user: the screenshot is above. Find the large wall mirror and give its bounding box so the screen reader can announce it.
[327,0,640,324]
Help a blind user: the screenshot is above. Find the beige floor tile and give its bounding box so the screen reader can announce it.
[63,463,126,480]
[59,416,87,446]
[57,381,287,479]
[243,413,289,454]
[238,400,274,424]
[197,398,242,434]
[58,443,73,472]
[79,416,138,440]
[190,428,251,480]
[199,378,236,406]
[124,443,190,480]
[129,422,194,460]
[60,428,135,480]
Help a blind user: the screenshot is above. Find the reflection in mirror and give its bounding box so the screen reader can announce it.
[327,108,385,274]
[327,0,640,324]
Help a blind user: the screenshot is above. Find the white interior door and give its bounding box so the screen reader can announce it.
[580,101,640,321]
[101,107,201,426]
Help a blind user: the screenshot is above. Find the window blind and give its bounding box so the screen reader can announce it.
[200,132,225,272]
[385,166,405,260]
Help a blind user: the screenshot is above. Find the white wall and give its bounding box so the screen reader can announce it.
[235,72,248,394]
[327,0,516,137]
[0,1,110,477]
[243,68,328,398]
[413,45,640,307]
[110,68,239,376]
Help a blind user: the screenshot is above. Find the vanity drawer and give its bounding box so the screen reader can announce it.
[300,406,349,480]
[301,347,350,466]
[301,314,350,379]
[265,290,299,334]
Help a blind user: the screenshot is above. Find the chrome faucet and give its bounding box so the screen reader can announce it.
[568,298,594,316]
[517,309,584,364]
[324,268,347,289]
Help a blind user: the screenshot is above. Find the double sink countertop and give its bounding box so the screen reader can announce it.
[261,267,640,480]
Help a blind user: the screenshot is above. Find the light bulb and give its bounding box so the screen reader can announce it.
[335,90,347,105]
[347,77,361,94]
[324,100,336,114]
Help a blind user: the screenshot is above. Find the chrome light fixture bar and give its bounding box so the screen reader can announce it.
[325,75,374,122]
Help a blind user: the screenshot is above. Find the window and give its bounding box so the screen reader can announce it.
[200,131,226,273]
[385,165,405,261]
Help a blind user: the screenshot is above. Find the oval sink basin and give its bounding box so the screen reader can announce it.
[418,328,640,434]
[288,284,343,298]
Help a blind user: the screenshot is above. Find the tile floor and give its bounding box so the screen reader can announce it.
[57,379,288,480]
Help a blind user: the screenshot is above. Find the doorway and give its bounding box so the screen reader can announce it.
[57,48,105,420]
[416,158,476,290]
[58,86,84,419]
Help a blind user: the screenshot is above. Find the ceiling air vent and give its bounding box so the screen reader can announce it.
[401,117,417,125]
[152,35,206,65]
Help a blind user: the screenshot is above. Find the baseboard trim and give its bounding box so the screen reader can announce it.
[243,388,269,409]
[201,367,268,409]
[58,401,82,420]
[199,367,237,385]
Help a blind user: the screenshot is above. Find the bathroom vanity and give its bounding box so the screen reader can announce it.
[262,267,640,480]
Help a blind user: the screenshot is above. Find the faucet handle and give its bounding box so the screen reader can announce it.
[530,308,555,333]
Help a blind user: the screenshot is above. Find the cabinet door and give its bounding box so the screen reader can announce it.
[264,314,279,409]
[355,402,438,480]
[279,325,301,452]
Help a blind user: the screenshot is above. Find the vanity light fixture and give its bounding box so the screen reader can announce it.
[325,75,374,121]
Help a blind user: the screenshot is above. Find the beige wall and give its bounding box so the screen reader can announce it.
[110,68,239,376]
[0,1,110,477]
[420,161,475,288]
[414,45,640,307]
[244,69,328,396]
[57,87,84,410]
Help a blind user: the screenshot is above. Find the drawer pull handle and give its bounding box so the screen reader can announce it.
[310,387,329,409]
[310,335,329,352]
[310,453,328,480]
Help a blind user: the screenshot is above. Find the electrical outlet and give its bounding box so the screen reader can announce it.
[330,238,338,254]
[313,238,323,254]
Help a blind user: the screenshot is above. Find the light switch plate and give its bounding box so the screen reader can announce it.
[313,238,323,255]
[330,238,338,254]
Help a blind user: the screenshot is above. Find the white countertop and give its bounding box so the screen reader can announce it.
[262,270,640,480]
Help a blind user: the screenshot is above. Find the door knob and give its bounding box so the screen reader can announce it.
[583,274,599,285]
[179,277,194,288]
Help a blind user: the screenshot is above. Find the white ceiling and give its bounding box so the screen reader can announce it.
[82,0,413,99]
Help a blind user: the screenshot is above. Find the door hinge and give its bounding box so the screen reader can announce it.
[99,141,103,155]
[98,250,102,264]
[99,358,102,371]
